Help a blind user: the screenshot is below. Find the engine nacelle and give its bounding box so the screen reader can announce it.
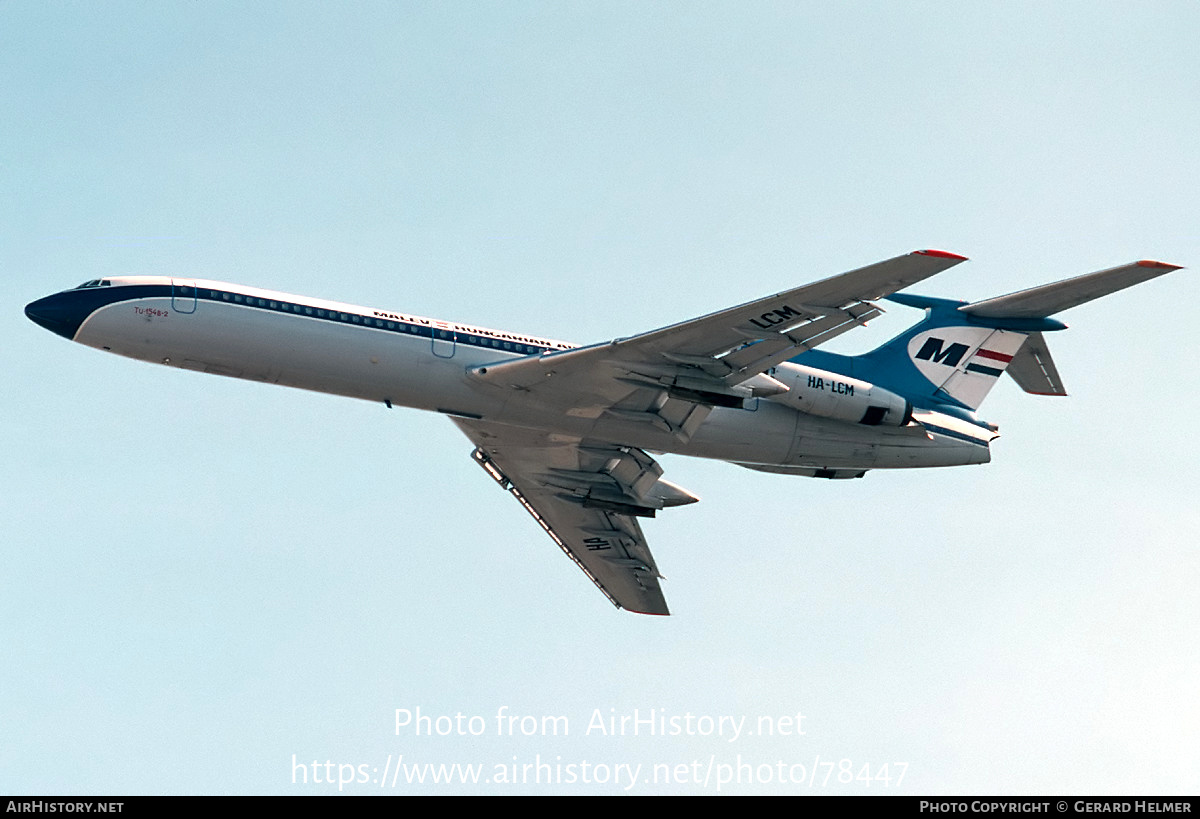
[766,362,912,427]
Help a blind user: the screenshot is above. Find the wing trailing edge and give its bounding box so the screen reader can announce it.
[466,250,968,432]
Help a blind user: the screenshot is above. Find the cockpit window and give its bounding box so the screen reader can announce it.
[74,279,112,289]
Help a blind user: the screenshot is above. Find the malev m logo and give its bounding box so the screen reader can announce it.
[914,337,969,368]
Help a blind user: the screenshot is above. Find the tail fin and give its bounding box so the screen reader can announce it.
[865,296,1037,411]
[800,259,1182,412]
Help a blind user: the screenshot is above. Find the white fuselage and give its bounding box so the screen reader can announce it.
[49,276,993,471]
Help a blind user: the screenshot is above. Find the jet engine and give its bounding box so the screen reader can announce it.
[765,362,912,427]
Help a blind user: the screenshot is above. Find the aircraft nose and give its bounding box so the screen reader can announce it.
[25,291,88,340]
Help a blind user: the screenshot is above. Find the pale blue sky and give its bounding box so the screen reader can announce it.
[3,1,1197,794]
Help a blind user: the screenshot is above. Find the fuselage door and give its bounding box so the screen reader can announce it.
[431,321,456,358]
[171,279,198,314]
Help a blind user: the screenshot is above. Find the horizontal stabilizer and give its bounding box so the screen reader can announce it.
[963,260,1182,319]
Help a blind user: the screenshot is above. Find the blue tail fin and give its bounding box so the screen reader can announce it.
[791,259,1182,413]
[797,295,1052,412]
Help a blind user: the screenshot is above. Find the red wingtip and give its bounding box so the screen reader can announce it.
[1137,259,1183,270]
[915,249,969,261]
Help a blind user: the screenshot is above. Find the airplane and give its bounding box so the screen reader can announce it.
[25,250,1183,615]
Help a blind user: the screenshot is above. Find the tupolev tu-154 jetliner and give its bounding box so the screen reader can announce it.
[25,250,1183,614]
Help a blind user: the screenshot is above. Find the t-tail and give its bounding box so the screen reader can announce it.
[794,259,1183,416]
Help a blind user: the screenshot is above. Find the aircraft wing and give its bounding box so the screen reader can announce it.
[453,418,698,615]
[468,250,968,436]
[962,259,1183,318]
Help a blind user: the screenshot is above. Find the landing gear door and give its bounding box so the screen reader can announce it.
[171,279,197,314]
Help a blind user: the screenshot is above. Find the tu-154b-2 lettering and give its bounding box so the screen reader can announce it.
[26,251,1183,614]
